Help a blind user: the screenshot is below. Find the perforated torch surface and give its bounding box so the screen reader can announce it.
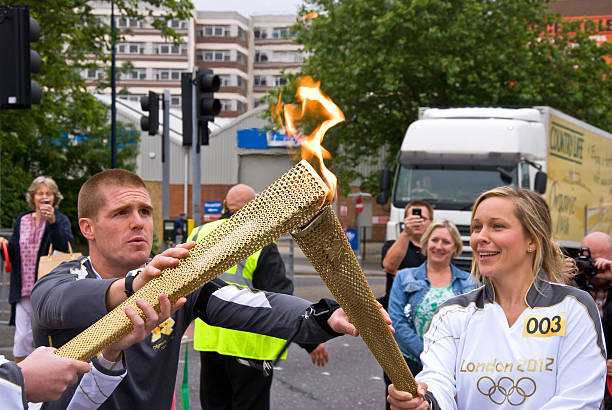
[292,205,418,395]
[56,160,329,361]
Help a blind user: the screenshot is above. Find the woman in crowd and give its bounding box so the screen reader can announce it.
[387,186,606,409]
[7,176,73,362]
[388,219,475,376]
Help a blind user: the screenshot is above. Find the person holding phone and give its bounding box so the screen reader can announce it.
[5,176,73,362]
[380,200,433,409]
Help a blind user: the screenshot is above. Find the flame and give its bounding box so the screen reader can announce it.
[272,76,344,201]
[302,11,319,20]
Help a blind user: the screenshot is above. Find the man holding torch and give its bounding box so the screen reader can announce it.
[31,169,377,410]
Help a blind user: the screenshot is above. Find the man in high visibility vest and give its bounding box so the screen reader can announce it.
[189,184,328,410]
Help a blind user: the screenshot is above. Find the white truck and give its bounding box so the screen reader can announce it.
[378,106,612,270]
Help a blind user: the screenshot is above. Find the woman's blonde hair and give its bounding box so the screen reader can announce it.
[420,219,463,258]
[25,176,63,210]
[470,186,567,284]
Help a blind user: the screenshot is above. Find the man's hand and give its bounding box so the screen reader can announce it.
[387,382,429,410]
[402,214,424,237]
[101,293,186,362]
[327,303,394,337]
[105,242,195,311]
[309,343,328,367]
[18,346,91,403]
[595,258,612,273]
[133,242,196,293]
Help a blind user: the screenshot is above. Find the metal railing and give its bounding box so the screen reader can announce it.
[277,234,294,281]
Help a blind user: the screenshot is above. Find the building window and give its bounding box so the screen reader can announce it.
[171,95,181,106]
[220,99,232,112]
[238,26,246,40]
[254,75,267,87]
[236,101,245,113]
[219,75,231,87]
[255,51,268,63]
[153,69,182,81]
[254,27,267,39]
[236,52,246,65]
[237,76,245,89]
[117,42,145,54]
[116,17,141,28]
[154,43,188,55]
[168,19,187,29]
[196,49,231,61]
[123,68,146,80]
[198,24,230,37]
[272,27,288,39]
[274,75,286,86]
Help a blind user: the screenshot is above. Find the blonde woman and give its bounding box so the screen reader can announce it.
[388,219,475,377]
[388,187,606,410]
[7,176,73,362]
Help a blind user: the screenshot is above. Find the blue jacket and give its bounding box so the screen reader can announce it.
[7,210,73,324]
[389,262,475,361]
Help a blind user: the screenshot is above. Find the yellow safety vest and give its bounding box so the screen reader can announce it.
[188,219,288,360]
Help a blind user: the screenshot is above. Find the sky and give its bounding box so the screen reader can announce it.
[193,0,304,16]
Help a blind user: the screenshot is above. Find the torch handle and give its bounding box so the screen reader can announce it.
[292,205,418,395]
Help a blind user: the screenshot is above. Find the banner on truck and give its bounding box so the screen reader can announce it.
[547,115,612,242]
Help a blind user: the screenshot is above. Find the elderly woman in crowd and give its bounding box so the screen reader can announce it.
[7,176,73,362]
[387,186,606,410]
[388,219,475,377]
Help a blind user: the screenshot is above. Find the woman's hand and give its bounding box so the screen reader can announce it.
[387,382,430,409]
[40,202,56,223]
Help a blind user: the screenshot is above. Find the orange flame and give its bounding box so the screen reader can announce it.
[272,76,344,201]
[302,11,319,20]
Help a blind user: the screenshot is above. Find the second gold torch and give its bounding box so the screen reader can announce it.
[292,205,418,396]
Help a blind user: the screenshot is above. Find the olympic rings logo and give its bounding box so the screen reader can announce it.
[477,376,536,406]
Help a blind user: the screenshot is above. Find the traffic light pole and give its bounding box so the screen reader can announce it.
[191,71,201,225]
[110,0,117,168]
[162,90,170,222]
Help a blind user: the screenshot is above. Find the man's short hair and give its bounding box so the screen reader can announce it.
[404,200,434,220]
[78,169,147,220]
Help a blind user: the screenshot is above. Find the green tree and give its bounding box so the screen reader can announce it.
[270,0,612,192]
[0,0,193,237]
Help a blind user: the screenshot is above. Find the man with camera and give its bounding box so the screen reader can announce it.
[574,231,612,408]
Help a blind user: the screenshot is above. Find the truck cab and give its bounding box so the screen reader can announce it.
[384,107,547,271]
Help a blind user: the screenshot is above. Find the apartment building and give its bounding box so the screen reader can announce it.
[88,4,300,117]
[250,14,303,108]
[87,1,190,108]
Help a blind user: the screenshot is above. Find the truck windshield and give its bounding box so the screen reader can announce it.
[393,165,518,210]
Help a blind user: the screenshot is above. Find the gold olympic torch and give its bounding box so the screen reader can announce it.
[276,77,418,395]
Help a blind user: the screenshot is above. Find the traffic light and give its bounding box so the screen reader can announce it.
[181,72,192,146]
[196,68,220,122]
[0,6,42,109]
[140,91,159,135]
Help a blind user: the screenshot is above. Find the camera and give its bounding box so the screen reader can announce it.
[574,247,598,276]
[42,198,50,205]
[412,208,422,217]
